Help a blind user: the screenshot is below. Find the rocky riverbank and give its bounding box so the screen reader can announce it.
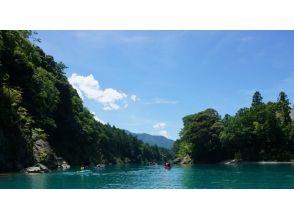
[21,139,70,174]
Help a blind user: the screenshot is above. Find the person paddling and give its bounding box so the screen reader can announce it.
[164,162,171,169]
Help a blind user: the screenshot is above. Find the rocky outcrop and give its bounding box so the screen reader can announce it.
[33,139,70,170]
[33,139,57,169]
[173,155,192,165]
[21,163,49,173]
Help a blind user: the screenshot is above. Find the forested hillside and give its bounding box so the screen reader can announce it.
[0,31,170,172]
[173,91,294,163]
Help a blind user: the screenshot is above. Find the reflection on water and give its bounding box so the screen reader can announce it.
[1,164,294,189]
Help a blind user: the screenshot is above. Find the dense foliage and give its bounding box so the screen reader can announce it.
[0,31,170,172]
[173,91,294,163]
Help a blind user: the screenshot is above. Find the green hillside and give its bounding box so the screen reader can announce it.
[0,31,171,172]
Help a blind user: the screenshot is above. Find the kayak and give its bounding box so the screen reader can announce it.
[164,162,171,169]
[164,165,171,169]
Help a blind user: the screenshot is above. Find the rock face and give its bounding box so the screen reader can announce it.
[33,139,57,169]
[22,163,49,173]
[33,139,70,170]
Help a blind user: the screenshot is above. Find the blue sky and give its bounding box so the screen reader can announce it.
[36,31,294,140]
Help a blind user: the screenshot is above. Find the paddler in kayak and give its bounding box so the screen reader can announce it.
[164,162,171,169]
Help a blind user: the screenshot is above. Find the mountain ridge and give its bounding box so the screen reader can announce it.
[125,130,174,149]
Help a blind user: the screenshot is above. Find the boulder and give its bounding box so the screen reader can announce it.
[24,166,41,173]
[58,160,70,170]
[22,163,49,173]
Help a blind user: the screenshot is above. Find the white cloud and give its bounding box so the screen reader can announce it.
[153,122,166,130]
[153,122,169,138]
[91,111,105,124]
[68,73,128,111]
[131,94,138,102]
[159,130,169,138]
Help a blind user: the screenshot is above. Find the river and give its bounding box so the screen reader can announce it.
[1,164,294,188]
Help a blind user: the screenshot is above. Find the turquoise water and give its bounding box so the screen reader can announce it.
[1,164,294,189]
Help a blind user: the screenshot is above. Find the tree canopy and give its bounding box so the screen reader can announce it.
[173,91,294,163]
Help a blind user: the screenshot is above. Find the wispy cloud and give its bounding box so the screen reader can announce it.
[72,31,151,46]
[68,73,128,111]
[159,130,168,138]
[238,74,294,106]
[239,89,258,97]
[281,75,294,85]
[144,98,178,105]
[131,94,139,102]
[264,74,294,99]
[239,36,255,43]
[153,122,166,130]
[153,122,169,138]
[123,102,129,109]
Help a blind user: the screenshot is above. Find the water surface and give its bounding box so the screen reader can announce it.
[1,164,294,189]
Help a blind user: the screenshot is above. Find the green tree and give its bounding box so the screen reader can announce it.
[179,109,225,163]
[277,91,291,125]
[251,91,263,107]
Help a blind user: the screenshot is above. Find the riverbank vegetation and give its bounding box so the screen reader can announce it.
[0,31,171,172]
[173,91,294,163]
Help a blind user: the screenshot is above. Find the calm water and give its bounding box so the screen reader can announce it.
[1,164,294,189]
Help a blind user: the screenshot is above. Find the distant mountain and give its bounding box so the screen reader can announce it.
[125,131,174,149]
